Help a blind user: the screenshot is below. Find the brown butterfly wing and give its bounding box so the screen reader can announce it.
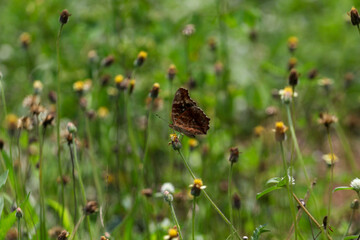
[170,88,210,137]
[171,88,197,123]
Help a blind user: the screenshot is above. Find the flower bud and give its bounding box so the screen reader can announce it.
[167,64,177,81]
[274,121,288,142]
[229,147,239,164]
[351,199,359,210]
[288,69,299,87]
[59,9,71,25]
[67,122,77,134]
[149,83,160,99]
[16,208,23,219]
[348,7,360,26]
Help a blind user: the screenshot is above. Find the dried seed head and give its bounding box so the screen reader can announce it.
[233,193,241,210]
[182,24,195,36]
[101,55,115,67]
[307,68,318,80]
[167,64,177,81]
[42,113,55,128]
[214,61,224,76]
[59,9,71,25]
[0,139,4,151]
[297,198,306,210]
[100,74,111,86]
[344,72,355,88]
[100,236,109,240]
[84,201,98,215]
[288,69,299,87]
[6,228,18,240]
[229,147,240,164]
[348,7,360,26]
[149,83,160,99]
[141,188,153,197]
[57,230,69,240]
[265,106,278,117]
[287,36,298,52]
[274,121,288,142]
[48,226,63,239]
[87,50,98,63]
[15,208,23,219]
[318,113,337,128]
[19,32,31,49]
[351,199,359,210]
[187,76,196,90]
[249,29,258,42]
[48,91,57,103]
[208,37,216,51]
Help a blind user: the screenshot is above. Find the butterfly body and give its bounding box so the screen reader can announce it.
[170,88,210,138]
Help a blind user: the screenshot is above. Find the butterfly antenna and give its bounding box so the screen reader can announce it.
[154,113,170,124]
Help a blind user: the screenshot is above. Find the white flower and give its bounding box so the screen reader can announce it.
[350,178,360,192]
[161,182,175,194]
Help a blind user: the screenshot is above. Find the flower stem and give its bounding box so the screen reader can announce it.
[68,142,78,224]
[177,150,241,239]
[17,217,21,240]
[326,127,335,234]
[280,142,298,240]
[192,198,196,240]
[169,201,183,240]
[56,23,65,224]
[342,209,355,240]
[228,163,233,239]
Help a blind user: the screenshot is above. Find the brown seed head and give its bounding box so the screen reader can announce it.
[101,55,115,67]
[318,113,337,128]
[59,9,71,25]
[288,69,299,87]
[57,230,69,240]
[167,64,177,81]
[348,7,360,26]
[232,193,241,210]
[84,201,98,215]
[307,68,318,80]
[141,188,153,197]
[229,147,240,164]
[0,139,4,151]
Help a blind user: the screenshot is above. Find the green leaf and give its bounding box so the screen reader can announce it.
[266,177,281,185]
[0,196,4,219]
[333,186,353,192]
[251,224,270,240]
[0,170,9,189]
[256,186,283,199]
[1,151,15,191]
[344,236,359,240]
[46,199,74,230]
[0,192,30,239]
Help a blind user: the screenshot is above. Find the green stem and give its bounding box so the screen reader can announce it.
[68,143,78,224]
[39,125,46,240]
[68,214,85,240]
[84,116,103,203]
[18,217,21,240]
[56,23,65,224]
[0,78,7,117]
[177,149,241,239]
[342,209,355,240]
[326,128,335,235]
[169,201,183,240]
[228,163,233,239]
[280,142,298,240]
[72,135,93,240]
[192,198,196,240]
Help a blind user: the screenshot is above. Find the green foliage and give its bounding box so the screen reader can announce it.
[251,224,270,240]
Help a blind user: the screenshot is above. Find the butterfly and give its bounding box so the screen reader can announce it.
[169,88,210,138]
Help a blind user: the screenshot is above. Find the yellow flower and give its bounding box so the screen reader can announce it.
[168,228,178,237]
[6,114,18,130]
[114,74,124,84]
[322,153,338,167]
[288,36,298,52]
[73,81,84,92]
[279,86,297,103]
[188,138,198,149]
[189,178,206,197]
[254,125,265,137]
[274,121,288,142]
[138,51,148,59]
[98,107,109,118]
